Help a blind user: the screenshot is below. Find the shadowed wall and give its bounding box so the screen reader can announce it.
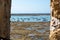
[0,0,11,39]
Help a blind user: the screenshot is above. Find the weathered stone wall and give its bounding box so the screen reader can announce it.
[0,0,11,39]
[50,0,60,40]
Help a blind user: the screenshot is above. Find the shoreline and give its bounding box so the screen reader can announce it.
[10,22,50,40]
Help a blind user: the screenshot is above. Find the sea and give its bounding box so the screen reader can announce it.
[10,14,50,22]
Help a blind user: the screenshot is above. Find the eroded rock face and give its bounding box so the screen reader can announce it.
[0,0,11,39]
[50,0,60,18]
[50,0,60,40]
[50,29,60,40]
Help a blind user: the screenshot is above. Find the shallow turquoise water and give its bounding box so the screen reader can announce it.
[10,15,50,22]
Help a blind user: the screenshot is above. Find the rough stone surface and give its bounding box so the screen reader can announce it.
[0,0,11,39]
[50,0,60,40]
[50,29,60,40]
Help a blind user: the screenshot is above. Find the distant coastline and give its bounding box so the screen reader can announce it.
[11,13,50,16]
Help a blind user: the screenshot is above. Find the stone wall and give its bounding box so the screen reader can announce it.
[50,0,60,40]
[0,0,11,39]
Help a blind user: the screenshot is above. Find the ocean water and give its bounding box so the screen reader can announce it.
[10,15,50,22]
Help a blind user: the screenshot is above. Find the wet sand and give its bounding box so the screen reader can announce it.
[10,22,50,40]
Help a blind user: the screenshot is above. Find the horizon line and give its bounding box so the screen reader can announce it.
[11,13,50,16]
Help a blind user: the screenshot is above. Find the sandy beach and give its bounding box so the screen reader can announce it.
[10,22,50,40]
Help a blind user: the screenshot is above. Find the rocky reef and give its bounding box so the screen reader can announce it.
[10,22,50,40]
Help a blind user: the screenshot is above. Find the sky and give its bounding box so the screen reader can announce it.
[11,0,50,14]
